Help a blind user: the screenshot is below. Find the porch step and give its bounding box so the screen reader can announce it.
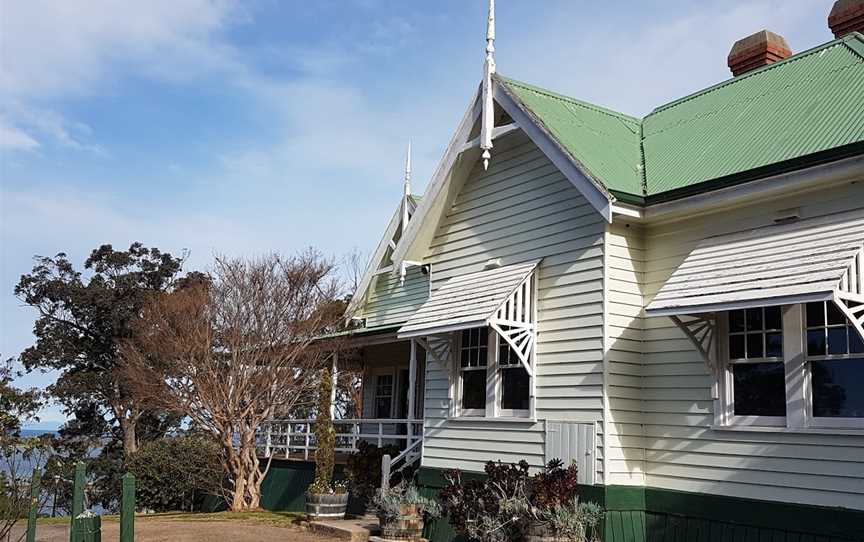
[307,515,379,542]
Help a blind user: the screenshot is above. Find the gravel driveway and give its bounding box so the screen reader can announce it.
[12,516,333,542]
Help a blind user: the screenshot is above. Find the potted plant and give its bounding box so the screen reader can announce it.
[305,367,349,519]
[346,441,416,514]
[520,498,604,542]
[372,482,441,541]
[519,460,604,542]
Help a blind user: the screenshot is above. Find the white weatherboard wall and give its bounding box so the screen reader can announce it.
[605,222,646,486]
[636,180,864,510]
[360,266,428,329]
[420,131,606,480]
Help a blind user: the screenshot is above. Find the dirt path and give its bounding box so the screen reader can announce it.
[12,517,332,542]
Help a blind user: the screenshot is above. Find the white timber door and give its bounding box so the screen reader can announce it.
[544,421,596,485]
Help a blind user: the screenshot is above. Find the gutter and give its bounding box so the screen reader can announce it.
[642,153,864,222]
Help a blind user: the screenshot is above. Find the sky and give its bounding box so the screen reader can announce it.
[0,0,838,428]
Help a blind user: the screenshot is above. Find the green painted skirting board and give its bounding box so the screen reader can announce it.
[415,467,864,542]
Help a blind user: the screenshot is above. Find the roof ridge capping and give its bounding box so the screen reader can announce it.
[497,74,642,125]
[649,32,864,116]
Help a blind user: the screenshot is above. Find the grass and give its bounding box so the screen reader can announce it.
[37,510,304,526]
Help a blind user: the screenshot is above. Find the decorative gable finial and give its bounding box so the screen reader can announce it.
[480,0,496,171]
[402,140,412,235]
[404,139,412,198]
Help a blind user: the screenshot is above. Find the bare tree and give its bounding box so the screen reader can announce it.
[121,251,344,511]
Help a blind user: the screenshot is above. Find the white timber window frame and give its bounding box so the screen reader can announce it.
[372,370,396,420]
[710,301,864,432]
[802,300,864,429]
[453,326,533,419]
[716,306,787,428]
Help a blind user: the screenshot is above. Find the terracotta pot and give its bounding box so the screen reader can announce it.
[305,492,349,519]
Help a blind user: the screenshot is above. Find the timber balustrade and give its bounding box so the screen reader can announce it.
[258,418,423,460]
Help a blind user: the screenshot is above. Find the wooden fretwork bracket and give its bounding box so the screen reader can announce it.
[669,314,720,397]
[833,291,864,346]
[489,320,535,377]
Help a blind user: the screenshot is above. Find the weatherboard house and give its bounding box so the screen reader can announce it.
[263,2,864,540]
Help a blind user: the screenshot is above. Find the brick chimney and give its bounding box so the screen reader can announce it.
[829,0,864,38]
[727,30,792,77]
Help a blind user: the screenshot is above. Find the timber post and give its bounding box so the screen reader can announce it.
[381,454,391,491]
[69,461,85,541]
[26,468,40,542]
[120,473,135,542]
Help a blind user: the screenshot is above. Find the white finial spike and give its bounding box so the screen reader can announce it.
[402,140,412,235]
[404,140,412,197]
[480,0,496,171]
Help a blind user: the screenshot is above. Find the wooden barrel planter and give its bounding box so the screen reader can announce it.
[523,521,580,542]
[379,504,425,541]
[305,492,349,519]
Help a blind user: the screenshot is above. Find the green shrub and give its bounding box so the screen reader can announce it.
[345,440,416,503]
[126,435,222,512]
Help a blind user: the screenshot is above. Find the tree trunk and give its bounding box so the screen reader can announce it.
[222,429,266,512]
[115,407,139,457]
[122,417,138,455]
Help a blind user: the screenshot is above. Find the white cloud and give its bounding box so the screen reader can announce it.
[502,0,834,116]
[0,118,39,151]
[0,0,244,150]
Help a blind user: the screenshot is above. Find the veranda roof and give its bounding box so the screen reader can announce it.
[398,260,539,338]
[645,211,864,317]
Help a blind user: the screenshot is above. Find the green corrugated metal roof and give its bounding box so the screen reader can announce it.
[500,32,864,202]
[500,77,643,197]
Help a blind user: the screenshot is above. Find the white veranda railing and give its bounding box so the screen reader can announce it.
[257,418,423,462]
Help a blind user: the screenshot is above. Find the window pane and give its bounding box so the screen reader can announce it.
[733,363,785,416]
[460,347,470,367]
[807,329,827,356]
[766,332,783,358]
[851,328,864,354]
[746,308,763,331]
[811,359,864,418]
[478,343,488,366]
[501,368,530,411]
[827,326,849,355]
[461,370,486,411]
[827,302,846,326]
[806,302,825,327]
[746,333,764,359]
[375,398,392,419]
[729,310,746,333]
[764,306,782,330]
[729,334,745,360]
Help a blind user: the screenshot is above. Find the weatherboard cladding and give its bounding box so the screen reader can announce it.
[420,131,606,479]
[360,266,429,328]
[499,32,864,200]
[637,187,864,510]
[398,260,538,337]
[646,211,864,315]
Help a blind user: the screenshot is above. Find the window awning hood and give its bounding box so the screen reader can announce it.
[645,212,864,317]
[398,260,539,338]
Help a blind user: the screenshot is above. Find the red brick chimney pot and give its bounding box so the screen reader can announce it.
[829,0,864,38]
[727,30,792,77]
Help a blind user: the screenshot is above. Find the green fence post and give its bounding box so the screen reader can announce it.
[70,462,86,542]
[71,513,101,542]
[120,473,135,542]
[26,468,41,542]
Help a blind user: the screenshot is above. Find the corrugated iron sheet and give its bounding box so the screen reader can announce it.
[398,260,538,337]
[500,77,643,197]
[501,33,864,200]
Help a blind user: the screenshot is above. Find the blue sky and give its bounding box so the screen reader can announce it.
[0,0,837,427]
